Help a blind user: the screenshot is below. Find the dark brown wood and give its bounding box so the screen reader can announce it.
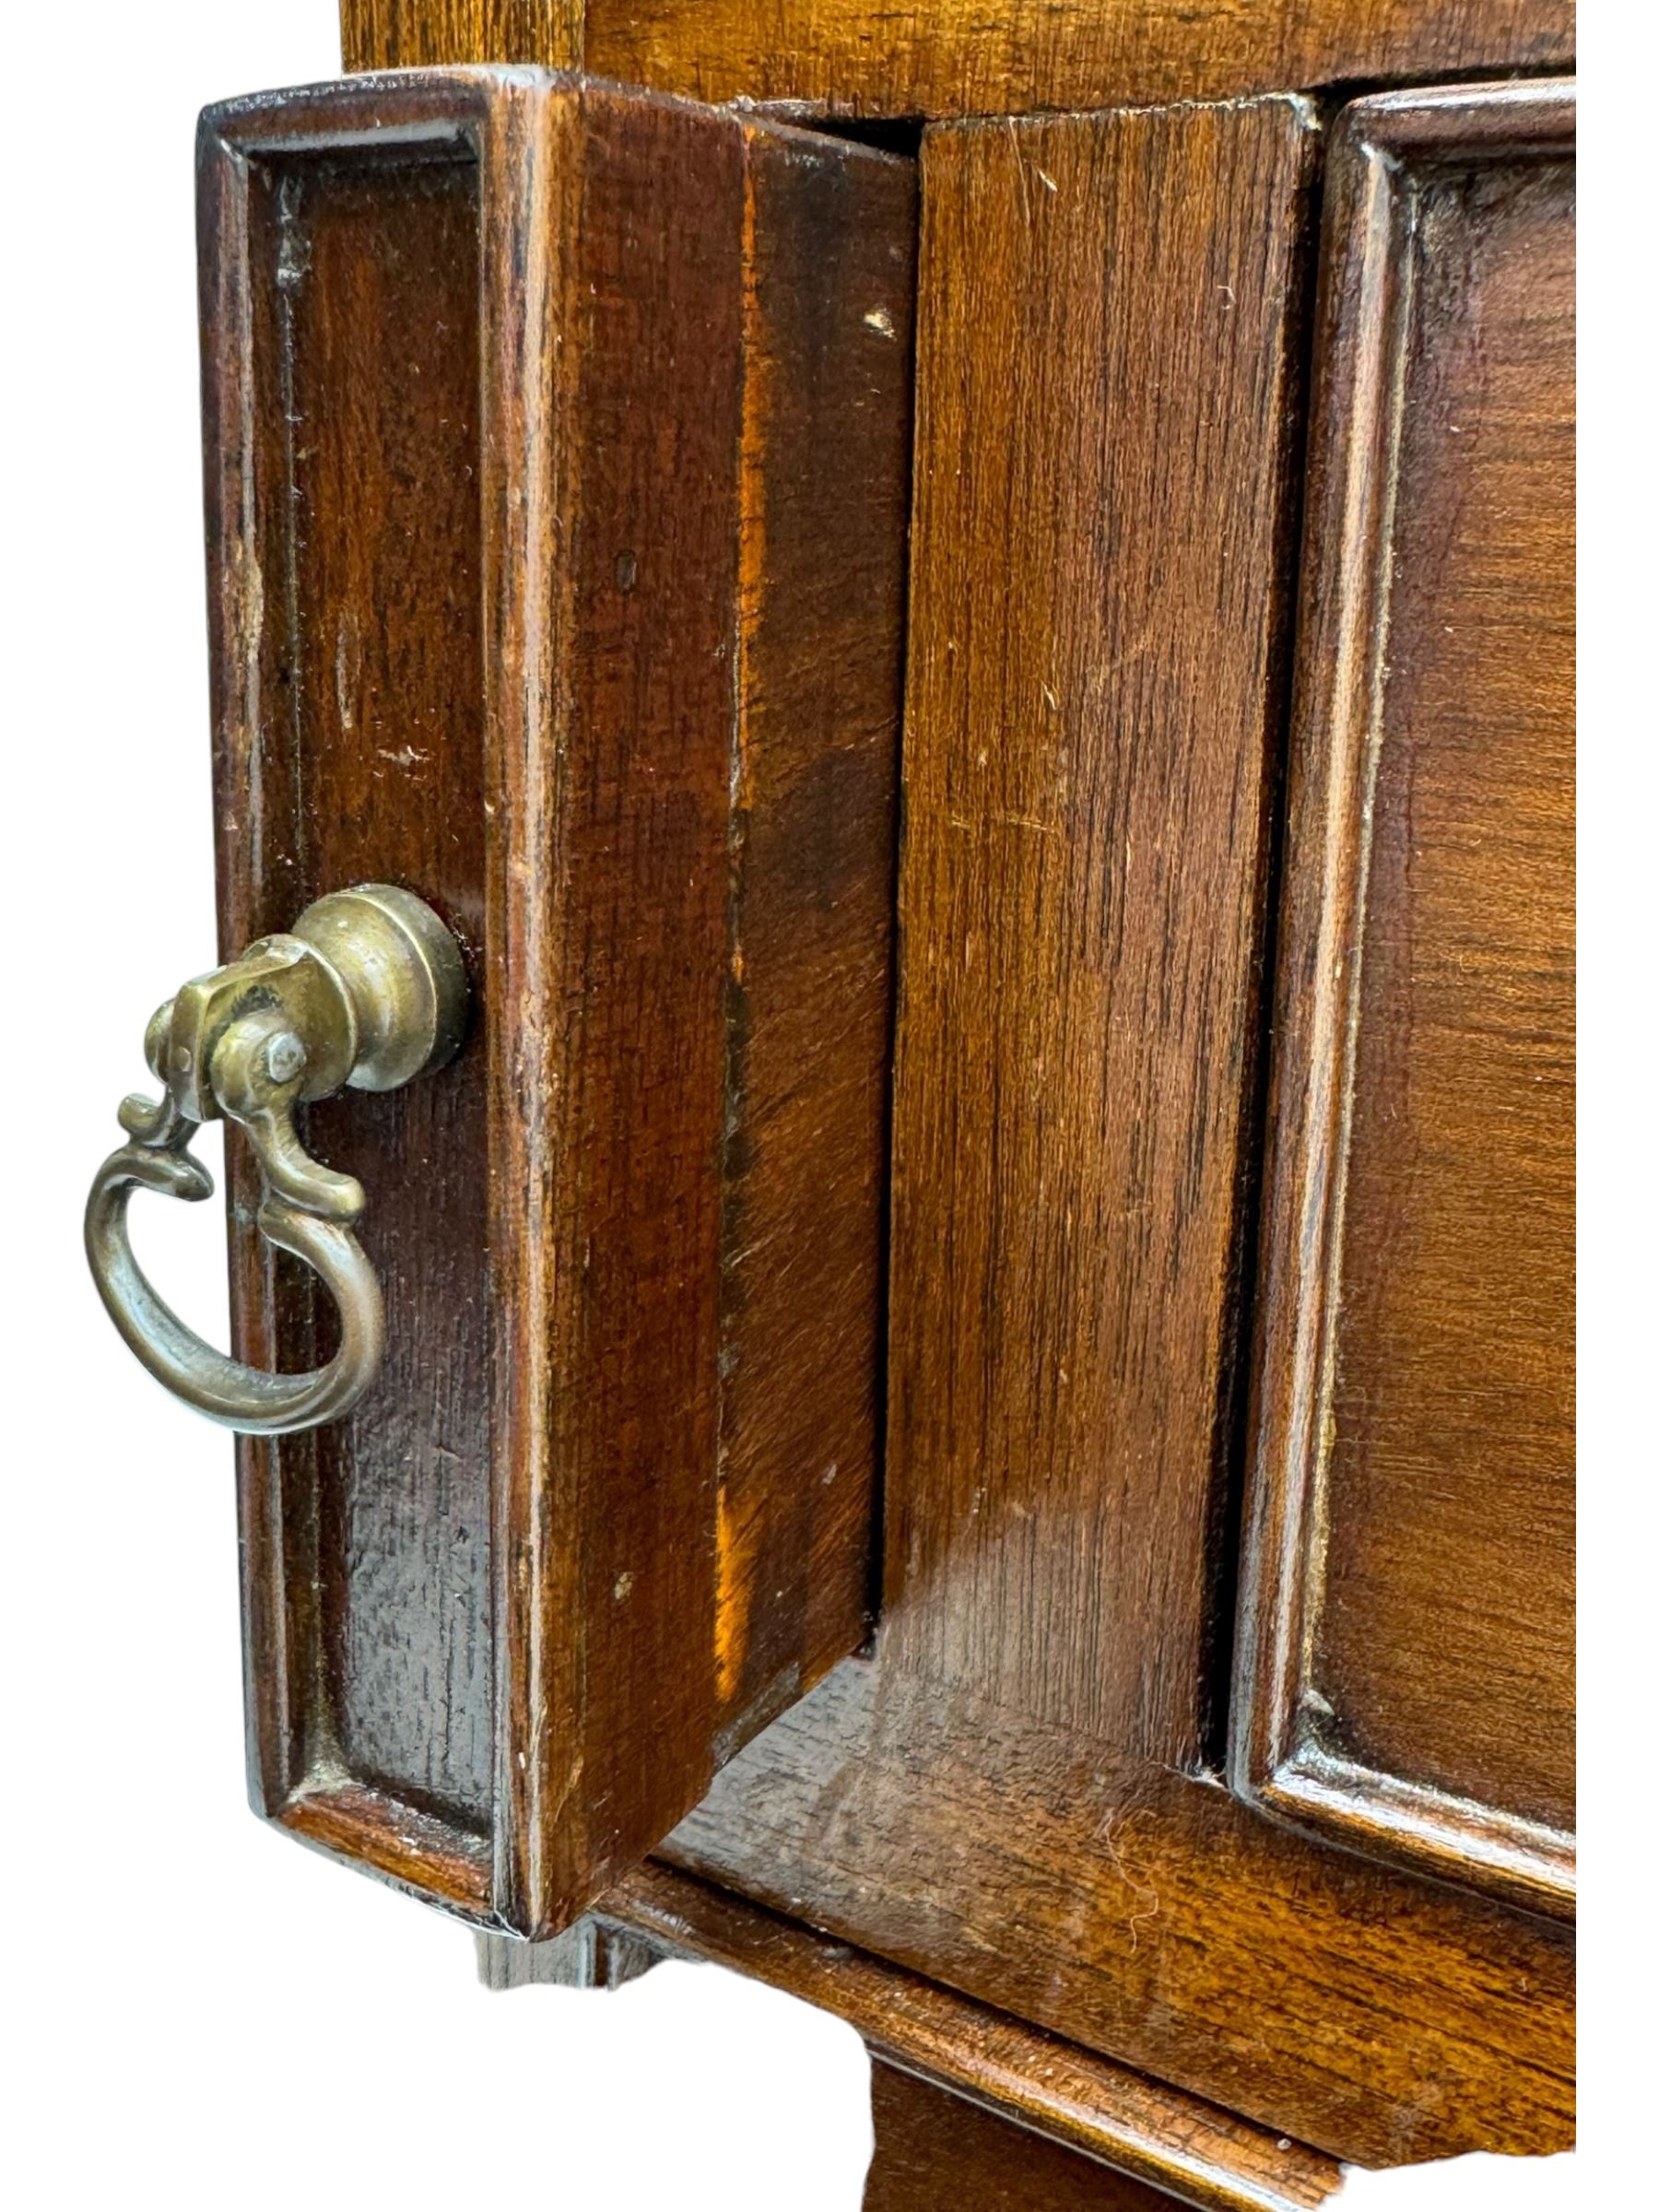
[200,67,913,1936]
[665,1665,1573,2167]
[1231,78,1576,1924]
[200,15,1578,2194]
[886,93,1317,1769]
[712,122,914,1736]
[341,0,1574,118]
[605,1864,1344,2212]
[866,2065,1193,2212]
[661,90,1574,2168]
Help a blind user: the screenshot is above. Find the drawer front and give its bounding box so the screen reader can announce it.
[1232,80,1576,1919]
[199,69,914,1934]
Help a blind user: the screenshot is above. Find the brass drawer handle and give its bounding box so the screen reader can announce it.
[85,884,467,1435]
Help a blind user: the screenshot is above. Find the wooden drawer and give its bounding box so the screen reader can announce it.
[195,68,914,1935]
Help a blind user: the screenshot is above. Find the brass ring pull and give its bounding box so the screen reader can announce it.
[85,884,468,1436]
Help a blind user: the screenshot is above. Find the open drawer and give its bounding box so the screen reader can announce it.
[159,69,911,1934]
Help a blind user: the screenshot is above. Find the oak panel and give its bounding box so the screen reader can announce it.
[201,68,912,1935]
[1230,79,1576,1920]
[271,146,494,1827]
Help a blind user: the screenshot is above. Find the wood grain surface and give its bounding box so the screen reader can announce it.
[1231,78,1576,1921]
[226,18,1577,2180]
[606,1862,1344,2212]
[200,68,912,1935]
[341,0,1575,117]
[712,121,915,1735]
[283,147,496,1828]
[661,89,1575,2167]
[885,95,1318,1765]
[343,0,582,70]
[204,111,498,1882]
[866,2064,1196,2212]
[665,1662,1573,2166]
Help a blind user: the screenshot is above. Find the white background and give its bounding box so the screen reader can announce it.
[2,5,1639,2206]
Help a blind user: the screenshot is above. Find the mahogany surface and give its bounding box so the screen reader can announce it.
[1232,79,1576,1921]
[200,66,913,1935]
[186,0,1583,2185]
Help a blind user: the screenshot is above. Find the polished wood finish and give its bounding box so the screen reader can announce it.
[660,90,1574,2168]
[866,2065,1188,2212]
[713,124,914,1732]
[665,1665,1572,2166]
[341,0,1574,118]
[878,95,1315,1769]
[214,2,1578,2186]
[200,67,913,1935]
[1232,79,1576,1924]
[606,1864,1343,2212]
[587,0,1572,119]
[205,103,497,1913]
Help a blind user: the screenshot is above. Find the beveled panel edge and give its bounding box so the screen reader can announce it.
[1256,1750,1576,1924]
[602,1863,1344,2212]
[279,1783,497,1922]
[1227,76,1577,1923]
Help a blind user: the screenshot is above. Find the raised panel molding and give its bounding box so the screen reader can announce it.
[1230,79,1576,1923]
